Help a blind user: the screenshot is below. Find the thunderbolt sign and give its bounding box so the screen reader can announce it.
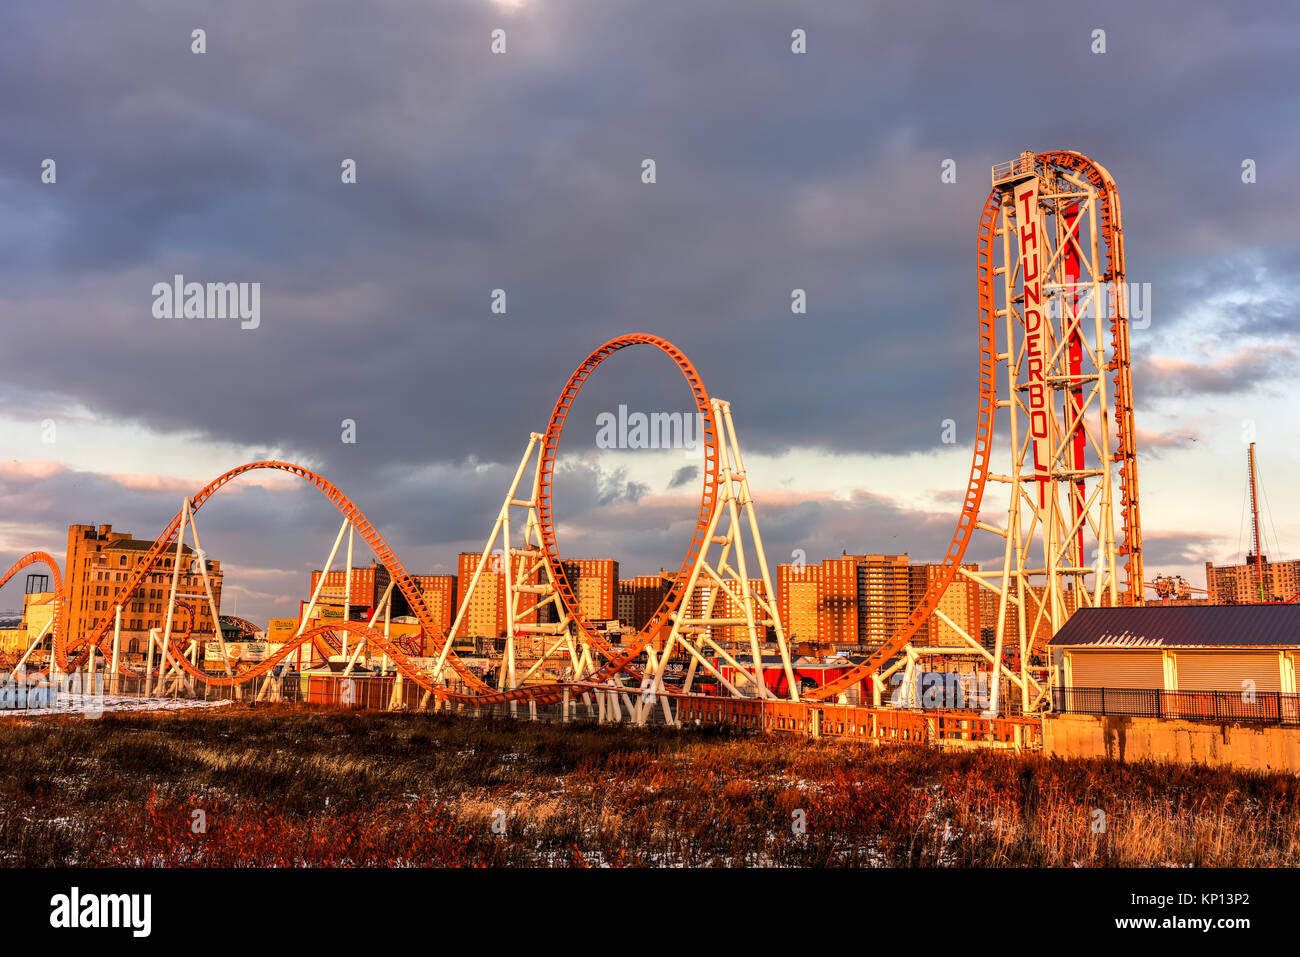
[1014,178,1050,503]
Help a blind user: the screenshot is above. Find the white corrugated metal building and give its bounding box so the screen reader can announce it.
[1050,605,1300,693]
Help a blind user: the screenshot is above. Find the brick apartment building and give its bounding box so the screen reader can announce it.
[308,561,391,618]
[821,556,860,644]
[775,552,980,649]
[855,554,911,645]
[981,581,1085,648]
[1206,556,1300,604]
[65,523,223,654]
[616,573,674,630]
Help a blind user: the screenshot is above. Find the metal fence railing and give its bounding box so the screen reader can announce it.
[1054,686,1300,726]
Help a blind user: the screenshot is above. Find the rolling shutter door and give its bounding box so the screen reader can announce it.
[1175,652,1280,693]
[1067,650,1163,690]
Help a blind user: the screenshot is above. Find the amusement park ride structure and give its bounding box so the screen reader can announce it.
[1,150,1152,725]
[806,149,1144,713]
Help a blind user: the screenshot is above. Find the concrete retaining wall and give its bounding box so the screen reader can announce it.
[1044,712,1300,772]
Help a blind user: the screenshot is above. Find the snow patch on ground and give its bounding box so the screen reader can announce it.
[0,695,234,718]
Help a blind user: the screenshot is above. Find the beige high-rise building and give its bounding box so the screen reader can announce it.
[454,552,539,639]
[0,591,55,657]
[22,591,56,643]
[853,554,912,645]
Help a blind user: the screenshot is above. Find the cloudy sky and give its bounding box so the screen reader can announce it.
[1,0,1297,623]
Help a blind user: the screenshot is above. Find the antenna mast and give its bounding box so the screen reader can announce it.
[1248,442,1266,602]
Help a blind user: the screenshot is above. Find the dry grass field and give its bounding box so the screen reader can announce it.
[2,704,1299,867]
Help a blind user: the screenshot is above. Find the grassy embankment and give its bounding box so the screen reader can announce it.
[2,704,1298,866]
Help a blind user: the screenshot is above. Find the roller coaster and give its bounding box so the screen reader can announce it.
[0,150,1147,739]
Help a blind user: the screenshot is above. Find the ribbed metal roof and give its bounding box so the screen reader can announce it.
[1050,604,1300,648]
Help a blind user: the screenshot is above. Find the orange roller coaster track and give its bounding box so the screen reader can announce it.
[537,334,720,686]
[154,616,440,691]
[43,462,575,705]
[0,551,66,669]
[5,335,728,707]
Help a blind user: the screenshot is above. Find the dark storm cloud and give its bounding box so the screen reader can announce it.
[1221,296,1300,340]
[1134,344,1298,398]
[3,0,1298,468]
[667,465,697,490]
[594,466,648,506]
[1141,529,1225,570]
[1134,251,1300,347]
[2,1,1297,620]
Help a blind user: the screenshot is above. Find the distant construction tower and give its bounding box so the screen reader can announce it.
[1205,444,1300,603]
[1248,442,1266,603]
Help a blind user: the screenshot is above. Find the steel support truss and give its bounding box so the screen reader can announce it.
[433,398,800,724]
